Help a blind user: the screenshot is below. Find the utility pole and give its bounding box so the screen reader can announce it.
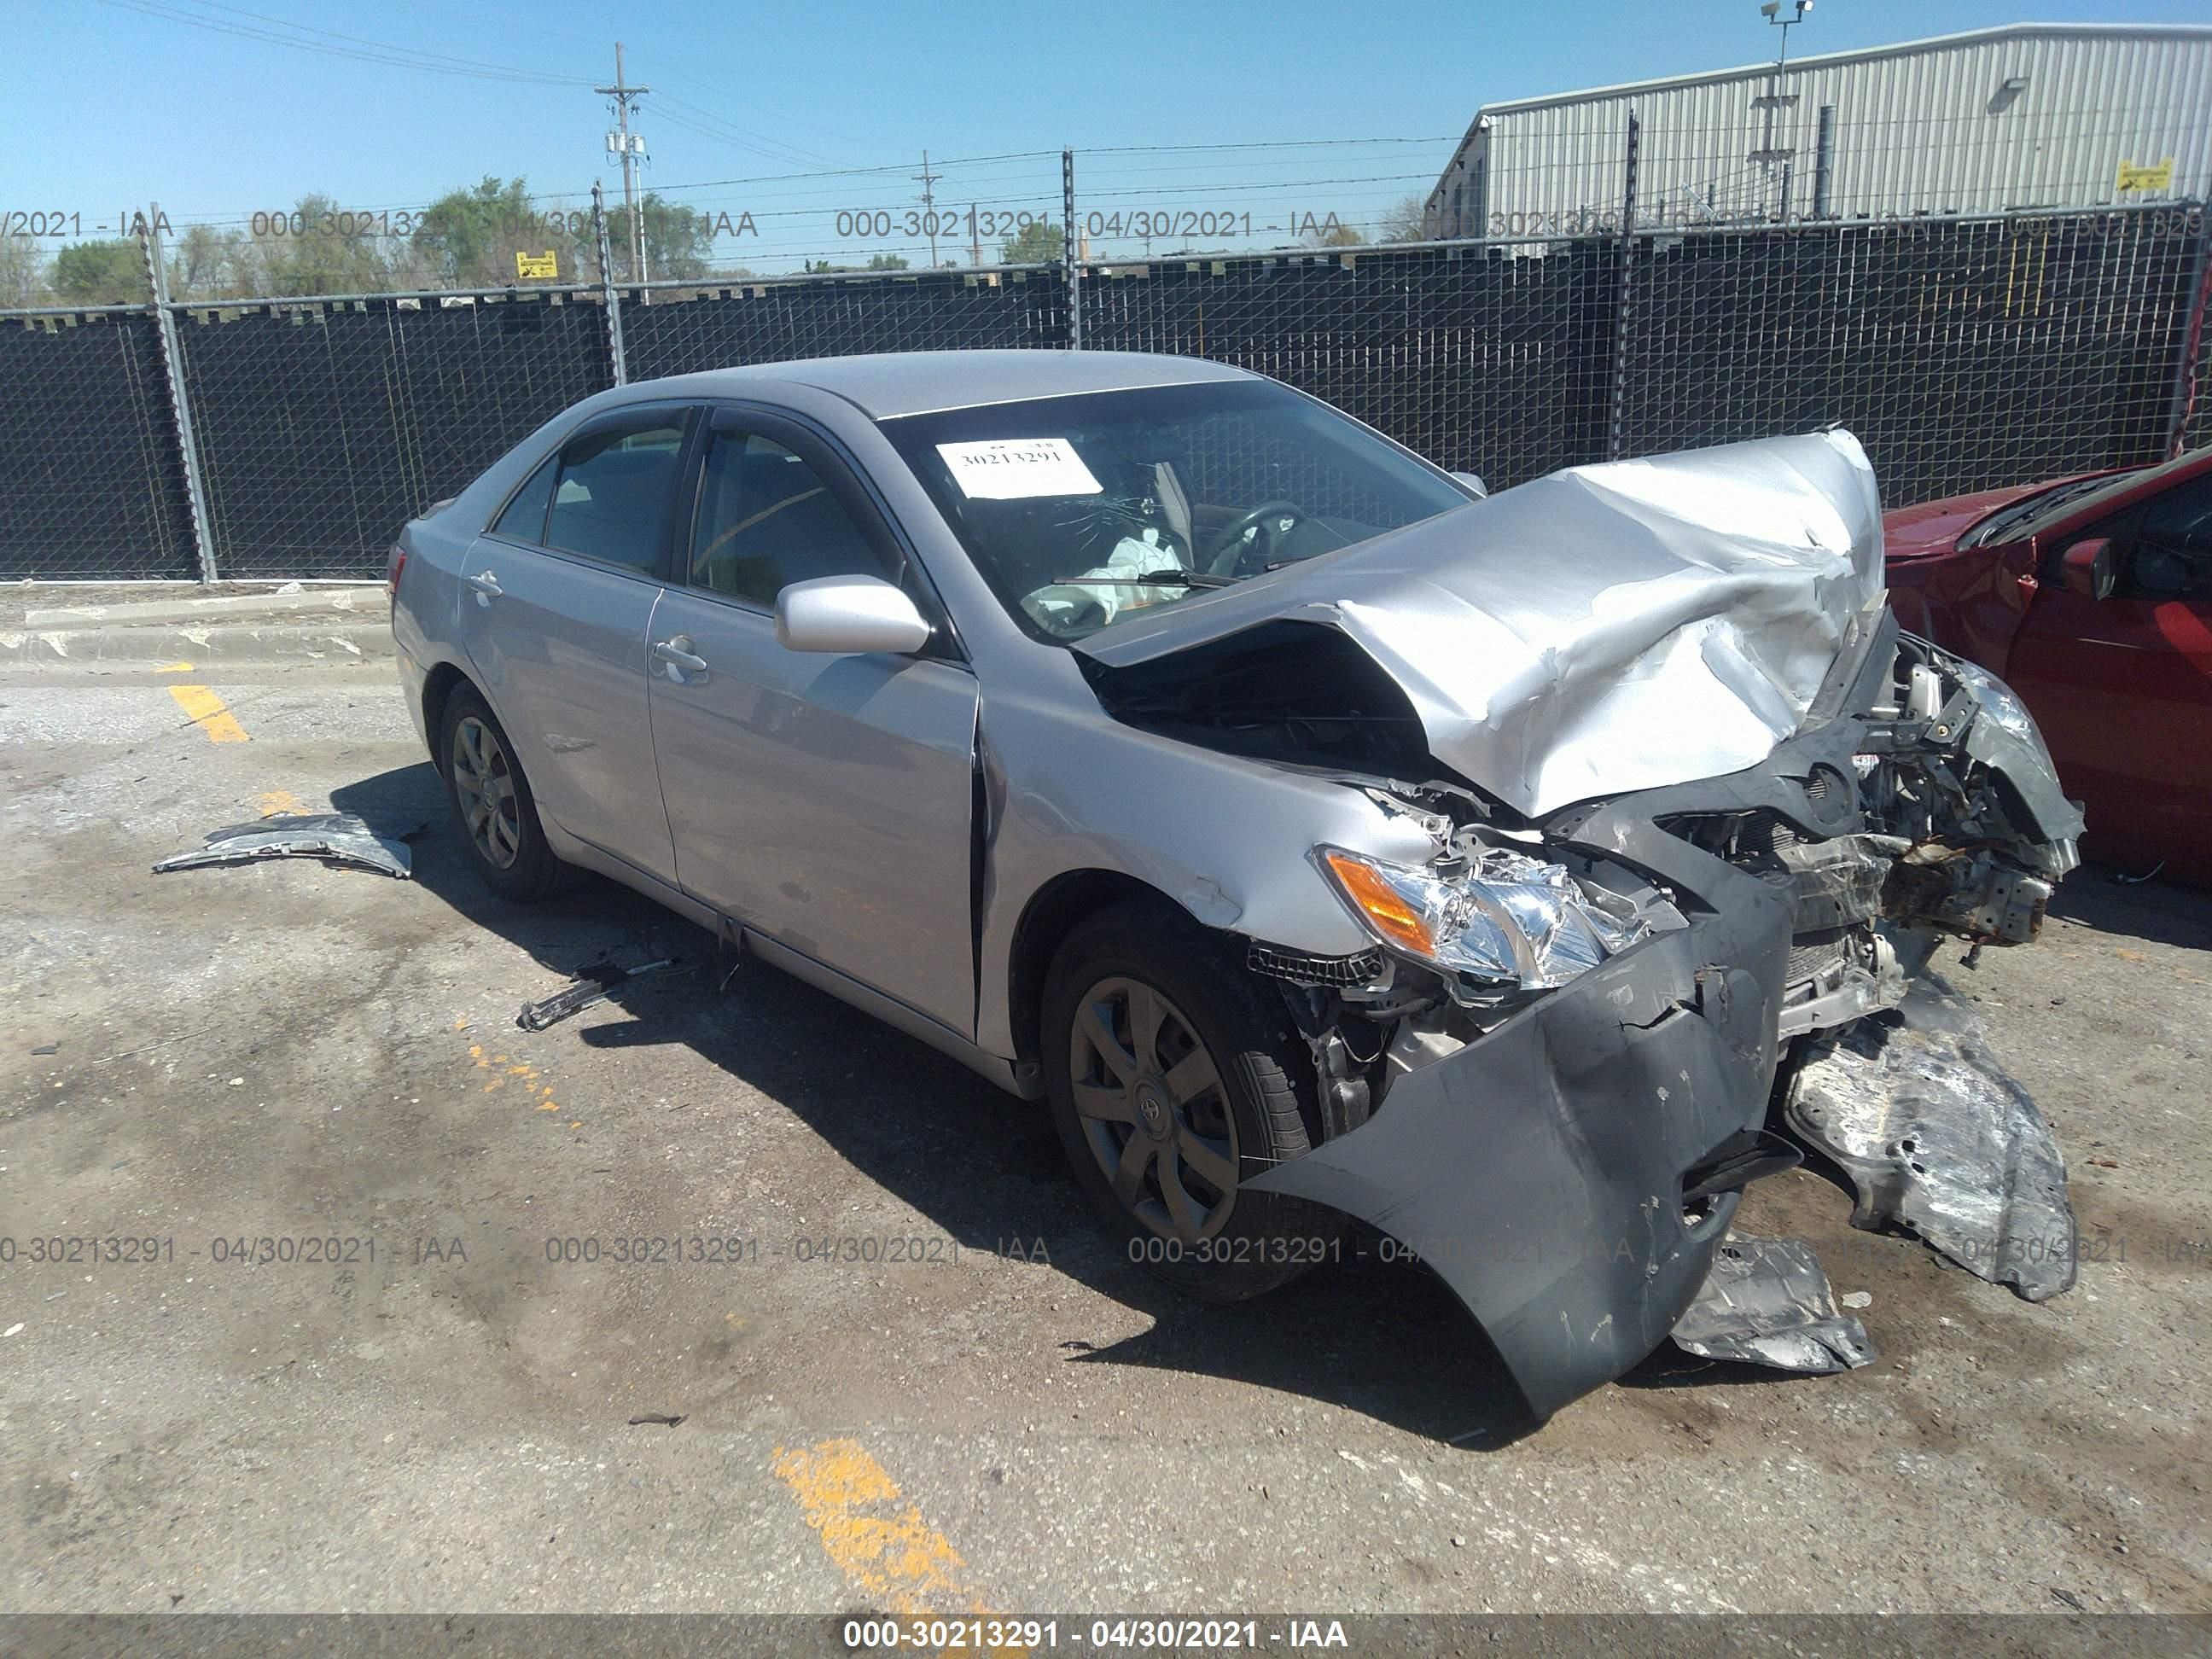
[597,43,651,287]
[915,150,942,266]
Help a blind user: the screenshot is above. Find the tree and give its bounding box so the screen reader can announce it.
[167,224,249,300]
[864,253,909,271]
[0,234,49,308]
[252,193,393,296]
[1380,192,1432,244]
[999,219,1065,265]
[410,176,580,288]
[1303,221,1366,250]
[606,192,717,283]
[51,239,147,304]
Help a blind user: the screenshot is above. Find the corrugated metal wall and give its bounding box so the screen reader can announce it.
[1431,26,2212,236]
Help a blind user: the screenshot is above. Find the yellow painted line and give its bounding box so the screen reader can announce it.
[259,790,300,818]
[168,684,248,743]
[154,660,194,673]
[773,1439,1022,1648]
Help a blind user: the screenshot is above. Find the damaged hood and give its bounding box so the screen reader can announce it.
[1078,429,1885,818]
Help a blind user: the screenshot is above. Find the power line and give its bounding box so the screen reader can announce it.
[89,0,590,85]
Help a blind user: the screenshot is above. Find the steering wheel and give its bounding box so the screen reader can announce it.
[1205,500,1308,577]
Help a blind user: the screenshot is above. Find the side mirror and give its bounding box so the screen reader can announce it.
[775,573,932,655]
[2059,537,2116,601]
[1449,469,1489,499]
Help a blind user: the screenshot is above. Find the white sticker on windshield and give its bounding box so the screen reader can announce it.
[936,438,1102,500]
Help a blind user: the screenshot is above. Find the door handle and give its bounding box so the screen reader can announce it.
[653,635,709,676]
[466,571,504,602]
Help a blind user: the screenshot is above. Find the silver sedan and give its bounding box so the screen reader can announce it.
[392,350,2081,1421]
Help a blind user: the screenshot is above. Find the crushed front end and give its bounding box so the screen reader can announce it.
[1243,608,2083,1419]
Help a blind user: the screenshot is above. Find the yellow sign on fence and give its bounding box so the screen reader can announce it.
[515,250,559,280]
[2115,158,2174,194]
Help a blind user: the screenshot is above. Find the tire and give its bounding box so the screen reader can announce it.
[438,685,588,903]
[1042,898,1343,1302]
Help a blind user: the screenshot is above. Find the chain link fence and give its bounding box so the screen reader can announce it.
[1615,208,2206,506]
[3,201,2205,581]
[622,265,1067,381]
[0,307,199,579]
[173,290,610,577]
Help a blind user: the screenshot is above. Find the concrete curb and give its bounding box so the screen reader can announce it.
[0,620,393,667]
[20,585,387,630]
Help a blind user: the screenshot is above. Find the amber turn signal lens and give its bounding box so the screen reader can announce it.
[1321,849,1435,956]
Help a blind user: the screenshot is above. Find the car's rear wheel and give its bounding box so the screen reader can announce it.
[439,686,586,902]
[1042,899,1342,1301]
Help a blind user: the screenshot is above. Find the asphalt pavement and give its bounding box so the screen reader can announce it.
[0,656,2205,1620]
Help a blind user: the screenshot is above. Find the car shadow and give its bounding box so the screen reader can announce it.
[330,762,1837,1448]
[2046,862,2212,953]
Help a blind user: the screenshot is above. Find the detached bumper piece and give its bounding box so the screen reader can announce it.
[154,812,415,880]
[1783,971,2076,1301]
[1669,1236,1875,1373]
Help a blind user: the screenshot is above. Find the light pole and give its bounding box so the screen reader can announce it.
[1761,0,1813,72]
[1758,2,1813,220]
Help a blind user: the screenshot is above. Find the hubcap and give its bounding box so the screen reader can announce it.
[451,714,521,870]
[1068,976,1238,1243]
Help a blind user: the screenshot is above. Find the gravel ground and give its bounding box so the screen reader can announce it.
[0,660,2204,1622]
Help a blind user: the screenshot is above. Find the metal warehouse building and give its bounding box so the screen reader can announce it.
[1425,22,2212,238]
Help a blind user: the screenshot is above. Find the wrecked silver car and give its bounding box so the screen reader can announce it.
[391,351,2083,1421]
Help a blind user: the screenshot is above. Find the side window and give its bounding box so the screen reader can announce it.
[491,453,557,544]
[2115,473,2212,600]
[544,418,686,574]
[689,430,891,606]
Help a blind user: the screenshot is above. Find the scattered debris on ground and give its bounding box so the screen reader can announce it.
[1784,971,2076,1301]
[1670,1235,1876,1372]
[154,812,419,879]
[515,956,678,1032]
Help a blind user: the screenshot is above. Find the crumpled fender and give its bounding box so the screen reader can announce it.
[1248,906,1790,1421]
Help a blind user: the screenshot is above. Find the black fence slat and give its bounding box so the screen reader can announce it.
[176,294,612,579]
[0,206,2203,582]
[0,311,196,579]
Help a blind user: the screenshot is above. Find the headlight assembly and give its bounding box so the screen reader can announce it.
[1316,843,1652,992]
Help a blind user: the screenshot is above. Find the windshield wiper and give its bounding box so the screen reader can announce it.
[1048,569,1237,589]
[1967,475,2118,546]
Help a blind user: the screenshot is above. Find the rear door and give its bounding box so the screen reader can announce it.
[646,404,981,1036]
[2006,470,2212,876]
[457,403,691,887]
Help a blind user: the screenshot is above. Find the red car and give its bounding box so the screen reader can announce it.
[1884,445,2212,884]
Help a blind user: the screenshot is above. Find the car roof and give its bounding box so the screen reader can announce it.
[620,349,1257,420]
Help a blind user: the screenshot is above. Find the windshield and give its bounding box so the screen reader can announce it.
[879,379,1474,642]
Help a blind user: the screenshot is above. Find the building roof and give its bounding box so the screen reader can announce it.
[1472,21,2212,118]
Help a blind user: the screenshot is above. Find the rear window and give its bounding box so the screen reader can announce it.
[544,422,686,573]
[491,455,557,544]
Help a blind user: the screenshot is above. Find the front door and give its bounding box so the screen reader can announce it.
[647,407,981,1036]
[2007,474,2212,880]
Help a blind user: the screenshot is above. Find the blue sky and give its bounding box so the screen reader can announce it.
[11,0,2203,271]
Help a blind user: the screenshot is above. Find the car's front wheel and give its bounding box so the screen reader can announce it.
[1042,899,1342,1301]
[439,686,586,902]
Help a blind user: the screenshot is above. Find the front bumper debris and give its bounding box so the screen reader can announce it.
[1783,971,2077,1301]
[1245,608,2084,1420]
[154,812,416,880]
[1668,1235,1876,1373]
[1247,904,1789,1422]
